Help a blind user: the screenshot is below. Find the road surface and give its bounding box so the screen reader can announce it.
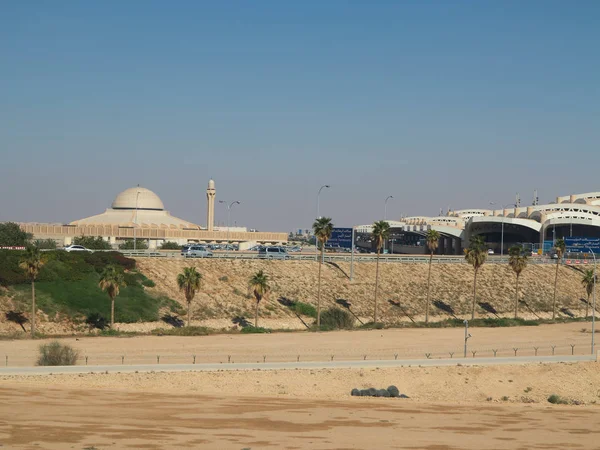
[1,354,594,376]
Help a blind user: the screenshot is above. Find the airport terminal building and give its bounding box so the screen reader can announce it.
[356,191,600,255]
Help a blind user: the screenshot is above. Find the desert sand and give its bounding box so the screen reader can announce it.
[1,322,594,366]
[1,361,600,449]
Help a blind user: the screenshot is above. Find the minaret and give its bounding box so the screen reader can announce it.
[206,179,216,231]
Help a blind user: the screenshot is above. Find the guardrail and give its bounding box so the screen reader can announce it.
[113,250,566,265]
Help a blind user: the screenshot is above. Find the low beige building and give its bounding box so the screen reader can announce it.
[19,182,287,249]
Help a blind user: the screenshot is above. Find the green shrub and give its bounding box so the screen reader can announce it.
[37,341,79,366]
[34,239,57,250]
[73,236,112,250]
[548,394,568,405]
[241,326,271,334]
[150,326,211,336]
[118,239,148,250]
[294,301,317,318]
[159,241,180,250]
[142,278,156,287]
[219,276,229,282]
[319,307,354,330]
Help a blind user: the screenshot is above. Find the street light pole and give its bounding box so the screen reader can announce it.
[315,185,330,261]
[588,246,597,355]
[384,195,393,221]
[219,200,241,255]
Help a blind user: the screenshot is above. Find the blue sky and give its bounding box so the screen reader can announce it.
[1,1,599,231]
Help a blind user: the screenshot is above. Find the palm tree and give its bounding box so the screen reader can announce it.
[371,220,391,324]
[313,217,333,327]
[552,238,566,320]
[464,235,487,320]
[98,265,125,328]
[508,246,528,319]
[20,246,44,338]
[177,267,202,327]
[581,269,596,318]
[425,229,440,323]
[248,270,270,327]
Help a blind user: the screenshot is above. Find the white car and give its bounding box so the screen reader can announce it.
[182,245,213,258]
[487,249,494,255]
[64,245,92,253]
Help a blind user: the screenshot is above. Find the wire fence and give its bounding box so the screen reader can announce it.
[3,340,595,368]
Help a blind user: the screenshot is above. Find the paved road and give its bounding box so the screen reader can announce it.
[1,354,595,376]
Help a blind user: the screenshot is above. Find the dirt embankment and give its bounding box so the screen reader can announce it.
[137,258,591,324]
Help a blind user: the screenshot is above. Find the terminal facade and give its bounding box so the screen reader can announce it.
[355,192,600,255]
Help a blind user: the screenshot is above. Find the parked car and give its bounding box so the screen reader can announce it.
[258,246,290,260]
[182,245,213,258]
[63,245,92,253]
[487,249,494,255]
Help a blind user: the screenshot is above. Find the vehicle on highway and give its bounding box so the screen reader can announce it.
[287,246,302,252]
[487,249,494,255]
[182,245,213,258]
[258,246,290,260]
[63,245,92,253]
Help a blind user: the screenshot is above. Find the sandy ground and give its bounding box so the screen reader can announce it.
[1,322,594,366]
[1,361,600,449]
[136,259,593,322]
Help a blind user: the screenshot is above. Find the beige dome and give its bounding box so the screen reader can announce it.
[111,187,165,211]
[208,179,215,189]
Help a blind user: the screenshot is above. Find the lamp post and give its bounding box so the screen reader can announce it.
[133,190,140,251]
[490,202,513,256]
[219,200,241,254]
[587,246,597,355]
[384,195,393,221]
[315,185,330,261]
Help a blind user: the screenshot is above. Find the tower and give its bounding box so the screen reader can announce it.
[206,179,216,231]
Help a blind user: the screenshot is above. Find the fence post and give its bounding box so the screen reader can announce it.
[570,344,575,355]
[228,355,231,363]
[395,353,398,360]
[534,347,539,356]
[121,356,124,365]
[157,355,160,364]
[263,355,266,363]
[513,348,518,356]
[551,345,556,355]
[331,355,334,361]
[85,356,88,365]
[449,352,454,358]
[5,355,7,367]
[493,349,498,357]
[193,355,196,364]
[297,355,300,362]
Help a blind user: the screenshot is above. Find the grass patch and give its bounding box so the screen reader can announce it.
[241,326,271,334]
[150,326,212,336]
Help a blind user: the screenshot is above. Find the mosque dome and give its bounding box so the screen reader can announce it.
[111,187,165,211]
[208,179,215,189]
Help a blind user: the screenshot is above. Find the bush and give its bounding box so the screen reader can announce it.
[85,313,108,330]
[294,301,317,318]
[73,236,112,250]
[141,278,156,287]
[548,394,568,405]
[319,307,354,330]
[150,326,211,336]
[241,326,271,334]
[118,239,148,250]
[218,276,229,282]
[37,341,79,366]
[351,388,361,397]
[159,241,180,250]
[34,239,57,250]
